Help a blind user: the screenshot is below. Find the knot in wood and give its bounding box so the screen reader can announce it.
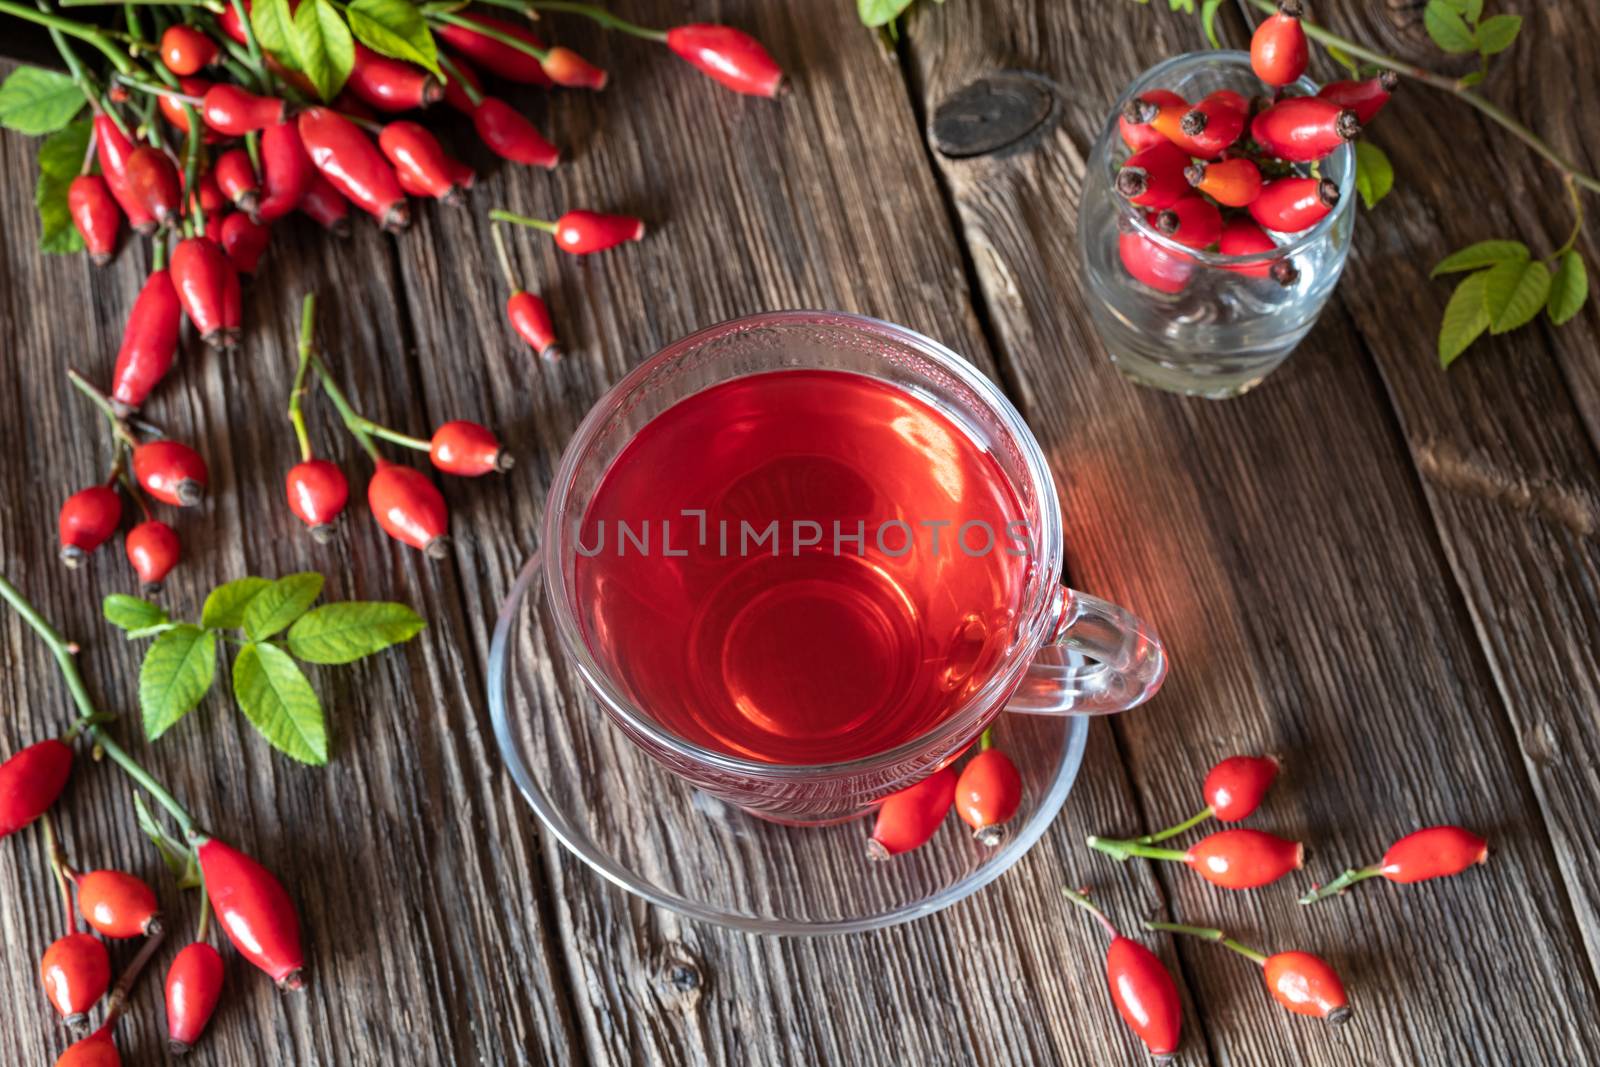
[931,73,1059,159]
[652,947,706,1012]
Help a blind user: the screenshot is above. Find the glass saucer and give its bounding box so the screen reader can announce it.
[488,550,1088,935]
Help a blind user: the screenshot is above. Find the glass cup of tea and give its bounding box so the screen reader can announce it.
[531,311,1165,824]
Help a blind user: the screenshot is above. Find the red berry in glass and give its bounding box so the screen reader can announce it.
[1250,176,1340,233]
[347,42,442,112]
[868,766,957,859]
[298,107,410,231]
[1318,71,1399,124]
[1218,217,1278,279]
[0,738,73,838]
[160,25,217,75]
[1115,140,1189,209]
[68,175,121,266]
[507,290,560,357]
[472,96,560,169]
[1184,157,1262,208]
[59,486,122,566]
[368,462,450,557]
[541,46,608,90]
[1175,90,1247,158]
[286,459,349,541]
[170,236,235,348]
[133,440,208,507]
[1250,1,1308,87]
[55,1025,119,1067]
[1118,228,1192,295]
[41,932,111,1029]
[1251,96,1360,163]
[955,743,1023,846]
[1119,89,1185,151]
[77,869,161,938]
[197,835,305,989]
[1063,889,1181,1060]
[165,942,224,1054]
[430,420,511,476]
[126,520,181,591]
[665,24,784,97]
[220,211,270,274]
[202,83,286,136]
[1153,197,1222,251]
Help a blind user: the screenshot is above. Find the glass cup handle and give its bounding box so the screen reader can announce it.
[1004,587,1167,716]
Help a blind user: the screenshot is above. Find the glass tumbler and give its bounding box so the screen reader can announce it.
[1079,51,1356,398]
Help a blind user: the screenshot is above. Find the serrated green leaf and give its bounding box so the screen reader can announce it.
[1475,13,1521,55]
[1424,0,1478,53]
[1432,240,1528,276]
[202,576,271,629]
[1353,143,1394,210]
[35,118,90,255]
[242,572,324,641]
[133,794,200,889]
[251,0,298,62]
[1547,250,1589,326]
[1482,256,1551,334]
[0,67,86,135]
[347,0,440,75]
[233,643,327,764]
[286,601,425,664]
[290,0,356,101]
[104,594,169,632]
[140,624,217,740]
[1439,270,1491,367]
[857,0,913,28]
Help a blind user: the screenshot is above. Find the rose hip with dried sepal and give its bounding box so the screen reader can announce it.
[1136,754,1281,845]
[41,931,111,1031]
[347,42,443,112]
[472,97,560,169]
[368,461,451,558]
[256,120,315,224]
[59,486,122,567]
[955,731,1022,847]
[94,113,155,235]
[1063,888,1181,1060]
[666,24,784,97]
[1300,825,1488,904]
[297,107,410,231]
[0,738,73,838]
[1318,71,1399,124]
[491,222,561,358]
[122,147,182,227]
[1252,96,1360,163]
[1089,827,1303,890]
[133,440,208,508]
[493,208,645,254]
[68,176,121,265]
[220,212,271,275]
[1250,0,1309,88]
[1153,197,1222,251]
[430,421,512,477]
[1175,89,1248,158]
[125,520,181,592]
[1120,89,1186,151]
[1250,176,1340,234]
[433,13,553,86]
[195,833,305,990]
[170,236,235,348]
[868,766,957,859]
[165,942,224,1054]
[214,148,260,218]
[378,122,466,203]
[1145,921,1351,1024]
[1118,225,1193,295]
[77,869,162,939]
[1116,141,1190,209]
[1184,157,1262,208]
[286,460,349,542]
[1220,218,1300,286]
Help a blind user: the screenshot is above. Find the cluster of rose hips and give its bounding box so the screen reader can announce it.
[867,730,1023,858]
[0,576,306,1067]
[1114,1,1395,295]
[1075,753,1489,1059]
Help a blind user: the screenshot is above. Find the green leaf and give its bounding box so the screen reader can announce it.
[242,572,325,641]
[1475,13,1522,55]
[347,0,440,75]
[286,601,425,664]
[1424,0,1478,53]
[857,0,913,28]
[1482,256,1551,334]
[139,625,218,740]
[104,594,169,632]
[251,0,298,62]
[35,118,90,255]
[1438,270,1491,367]
[0,67,86,135]
[233,643,328,765]
[290,0,356,101]
[1438,0,1483,21]
[1353,143,1394,210]
[133,794,200,889]
[1547,251,1589,326]
[1167,0,1195,12]
[1457,68,1486,87]
[1431,240,1528,277]
[201,576,272,629]
[1200,0,1223,47]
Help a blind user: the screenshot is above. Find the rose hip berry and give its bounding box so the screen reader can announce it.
[1135,754,1281,845]
[165,942,224,1054]
[220,212,271,274]
[1300,825,1488,903]
[1250,176,1340,234]
[955,737,1023,847]
[868,766,957,859]
[429,421,511,477]
[472,97,560,169]
[666,24,784,97]
[133,440,208,507]
[1064,889,1181,1061]
[59,486,123,567]
[122,147,182,227]
[286,459,349,542]
[1146,921,1351,1024]
[256,120,315,224]
[94,113,156,235]
[1153,196,1223,251]
[297,107,409,231]
[68,176,121,265]
[1120,89,1185,151]
[297,172,353,237]
[197,835,305,989]
[525,211,646,254]
[1089,827,1303,890]
[1318,71,1399,124]
[170,236,236,348]
[213,148,260,218]
[507,291,560,357]
[347,42,443,112]
[1116,141,1190,209]
[160,25,218,76]
[125,520,181,591]
[541,46,608,90]
[41,932,111,1030]
[77,869,162,938]
[434,14,553,86]
[1175,89,1248,158]
[1251,96,1360,163]
[1250,1,1309,88]
[368,461,451,557]
[378,122,465,203]
[0,739,74,838]
[55,1025,119,1067]
[202,84,286,136]
[1118,227,1193,295]
[1184,157,1263,208]
[1218,218,1290,281]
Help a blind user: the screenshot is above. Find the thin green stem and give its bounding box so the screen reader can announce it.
[1135,807,1214,845]
[437,53,482,107]
[38,0,99,106]
[195,886,211,943]
[289,294,318,462]
[1086,834,1188,863]
[490,222,522,293]
[978,727,993,751]
[1143,921,1268,966]
[115,76,202,106]
[230,0,266,77]
[489,208,557,233]
[67,368,139,447]
[363,421,432,452]
[1240,0,1600,195]
[1060,887,1118,939]
[428,10,549,61]
[0,573,197,836]
[152,232,168,271]
[123,0,141,39]
[1555,176,1585,259]
[181,102,205,234]
[308,357,382,462]
[0,0,134,72]
[41,815,79,934]
[525,0,666,41]
[1297,863,1383,904]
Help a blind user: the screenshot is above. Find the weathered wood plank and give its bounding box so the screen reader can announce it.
[907,2,1600,1064]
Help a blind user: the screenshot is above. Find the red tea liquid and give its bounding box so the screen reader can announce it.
[574,370,1030,765]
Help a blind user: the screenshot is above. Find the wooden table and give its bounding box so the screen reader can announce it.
[4,1,1598,1063]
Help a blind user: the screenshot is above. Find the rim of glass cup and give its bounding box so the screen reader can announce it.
[487,548,1093,935]
[539,309,1067,781]
[1108,50,1356,267]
